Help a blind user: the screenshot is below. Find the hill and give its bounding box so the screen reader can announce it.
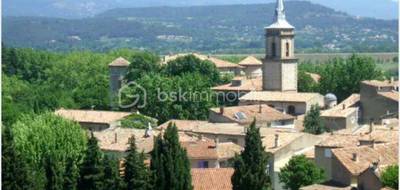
[3,0,398,19]
[2,1,398,53]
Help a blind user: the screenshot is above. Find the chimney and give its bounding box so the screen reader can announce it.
[259,104,262,113]
[144,123,153,138]
[114,133,118,144]
[220,106,224,114]
[352,153,358,162]
[371,161,379,171]
[215,137,220,148]
[199,134,203,140]
[342,104,346,110]
[369,121,374,134]
[274,134,279,148]
[390,77,394,84]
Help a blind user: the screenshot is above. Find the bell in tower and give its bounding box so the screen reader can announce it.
[262,0,298,92]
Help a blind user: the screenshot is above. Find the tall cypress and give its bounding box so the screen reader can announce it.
[63,157,79,190]
[103,155,124,190]
[231,120,271,190]
[2,126,32,190]
[150,123,192,190]
[124,136,151,190]
[78,134,104,190]
[44,154,64,190]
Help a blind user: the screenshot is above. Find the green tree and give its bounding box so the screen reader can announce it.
[44,154,64,190]
[319,55,383,101]
[279,155,325,190]
[381,165,398,189]
[124,136,151,190]
[163,55,222,85]
[103,155,124,190]
[2,126,33,190]
[298,71,318,92]
[231,120,271,190]
[125,52,161,82]
[150,123,192,190]
[304,104,326,135]
[78,134,104,190]
[63,157,79,190]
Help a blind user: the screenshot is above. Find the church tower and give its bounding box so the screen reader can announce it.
[262,0,297,92]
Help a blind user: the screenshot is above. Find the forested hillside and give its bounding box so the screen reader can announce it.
[3,1,398,53]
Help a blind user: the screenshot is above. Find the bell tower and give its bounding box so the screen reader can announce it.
[262,0,297,92]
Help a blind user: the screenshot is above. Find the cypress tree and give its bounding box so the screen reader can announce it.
[44,154,64,190]
[231,120,271,190]
[78,134,104,190]
[124,136,151,190]
[304,104,326,135]
[63,157,79,190]
[2,126,32,190]
[103,155,125,190]
[150,123,192,190]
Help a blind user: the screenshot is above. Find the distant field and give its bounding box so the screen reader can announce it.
[215,52,398,64]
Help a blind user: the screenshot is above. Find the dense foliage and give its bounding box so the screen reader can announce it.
[124,136,151,190]
[103,155,125,190]
[381,165,399,189]
[3,2,397,53]
[120,113,158,129]
[150,123,193,190]
[303,104,326,135]
[2,126,33,190]
[279,155,325,190]
[232,120,271,190]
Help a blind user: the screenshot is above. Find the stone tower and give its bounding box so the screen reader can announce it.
[109,57,130,107]
[262,0,297,92]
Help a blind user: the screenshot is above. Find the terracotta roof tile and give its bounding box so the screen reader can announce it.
[181,139,218,160]
[162,53,242,69]
[109,57,130,67]
[239,91,323,103]
[216,142,242,159]
[191,168,234,190]
[238,56,262,66]
[212,77,262,92]
[332,143,398,175]
[361,80,398,88]
[210,104,294,125]
[55,109,131,124]
[378,91,399,102]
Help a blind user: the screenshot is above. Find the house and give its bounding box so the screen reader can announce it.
[358,164,393,190]
[212,76,262,103]
[321,94,361,131]
[55,108,132,131]
[191,168,234,190]
[158,119,323,190]
[314,123,398,181]
[238,56,262,78]
[208,104,295,129]
[182,138,241,168]
[360,80,399,123]
[162,53,243,76]
[331,143,398,188]
[239,91,324,115]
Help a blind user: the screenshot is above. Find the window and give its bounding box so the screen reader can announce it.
[198,161,209,168]
[271,42,276,57]
[287,105,296,115]
[324,149,332,158]
[286,42,290,57]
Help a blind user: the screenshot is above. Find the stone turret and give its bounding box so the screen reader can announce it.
[109,57,130,107]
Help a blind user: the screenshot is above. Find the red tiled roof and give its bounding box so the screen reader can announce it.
[191,168,234,190]
[212,77,262,92]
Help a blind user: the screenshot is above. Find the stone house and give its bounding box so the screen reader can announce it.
[158,119,323,190]
[208,104,295,129]
[108,57,130,106]
[360,80,399,123]
[55,108,132,131]
[330,143,398,188]
[239,91,324,115]
[212,76,262,104]
[238,56,262,78]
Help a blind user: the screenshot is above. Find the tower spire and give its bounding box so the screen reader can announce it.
[266,0,294,29]
[274,0,286,22]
